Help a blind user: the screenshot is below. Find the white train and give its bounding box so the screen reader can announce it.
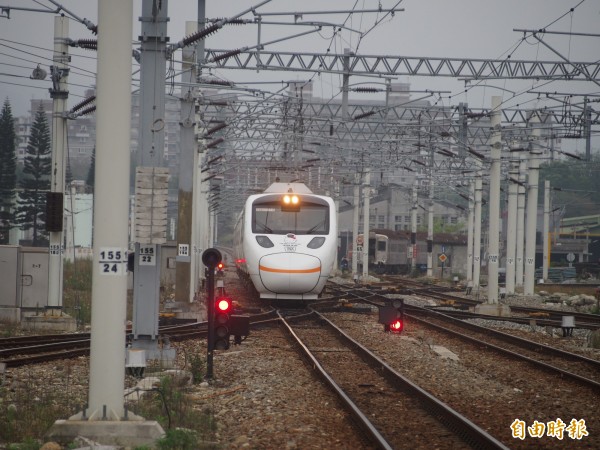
[233,182,337,301]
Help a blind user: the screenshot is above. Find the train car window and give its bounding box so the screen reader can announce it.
[377,240,387,251]
[252,200,329,235]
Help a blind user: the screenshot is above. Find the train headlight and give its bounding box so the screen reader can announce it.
[307,237,325,249]
[281,194,301,212]
[256,235,274,248]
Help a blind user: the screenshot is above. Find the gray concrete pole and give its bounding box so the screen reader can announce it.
[351,173,360,277]
[333,177,340,272]
[427,180,434,278]
[524,124,542,295]
[584,97,591,161]
[47,16,68,310]
[131,0,168,352]
[175,20,198,303]
[486,96,502,304]
[473,164,483,292]
[362,169,371,279]
[458,103,468,158]
[136,0,168,168]
[543,180,550,281]
[515,151,527,288]
[505,159,519,295]
[341,49,350,121]
[193,2,208,290]
[410,182,418,274]
[427,143,434,278]
[466,181,474,289]
[87,0,133,420]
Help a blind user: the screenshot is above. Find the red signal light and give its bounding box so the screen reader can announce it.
[390,319,404,333]
[216,297,232,313]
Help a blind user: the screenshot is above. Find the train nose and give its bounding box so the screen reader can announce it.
[258,253,322,294]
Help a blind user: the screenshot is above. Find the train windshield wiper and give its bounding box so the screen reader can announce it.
[255,222,272,233]
[305,221,325,235]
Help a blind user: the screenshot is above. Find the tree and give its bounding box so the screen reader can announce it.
[16,104,51,246]
[540,157,600,217]
[0,98,17,244]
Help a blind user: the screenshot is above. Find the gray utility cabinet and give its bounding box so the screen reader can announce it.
[0,245,49,310]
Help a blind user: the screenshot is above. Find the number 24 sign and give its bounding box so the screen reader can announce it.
[98,247,127,276]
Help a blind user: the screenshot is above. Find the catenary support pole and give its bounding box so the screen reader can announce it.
[466,181,474,291]
[362,169,371,279]
[473,162,483,292]
[524,120,542,295]
[505,156,519,295]
[543,180,550,281]
[352,173,360,278]
[176,19,198,303]
[333,177,340,272]
[87,0,133,420]
[131,0,169,356]
[47,15,68,311]
[410,182,418,274]
[515,150,527,288]
[427,145,434,278]
[486,96,502,304]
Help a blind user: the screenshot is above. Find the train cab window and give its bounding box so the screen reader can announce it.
[377,240,387,252]
[252,200,329,235]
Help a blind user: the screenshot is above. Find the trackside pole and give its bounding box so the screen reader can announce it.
[524,118,542,295]
[362,169,371,279]
[486,96,501,304]
[86,0,133,420]
[47,15,68,312]
[47,2,164,446]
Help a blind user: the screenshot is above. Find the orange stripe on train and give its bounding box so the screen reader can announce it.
[259,265,320,274]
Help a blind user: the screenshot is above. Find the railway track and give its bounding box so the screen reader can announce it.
[331,278,600,330]
[279,309,508,450]
[407,306,600,391]
[0,309,278,368]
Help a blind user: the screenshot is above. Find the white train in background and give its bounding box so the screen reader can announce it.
[233,182,337,302]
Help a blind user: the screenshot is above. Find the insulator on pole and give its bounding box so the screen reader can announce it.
[75,39,98,50]
[467,147,486,160]
[205,123,228,136]
[180,22,222,48]
[353,110,376,120]
[70,95,96,113]
[213,49,242,62]
[353,87,379,93]
[77,105,97,116]
[198,78,233,86]
[206,138,224,149]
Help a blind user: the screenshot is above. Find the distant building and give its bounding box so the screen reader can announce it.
[338,183,466,233]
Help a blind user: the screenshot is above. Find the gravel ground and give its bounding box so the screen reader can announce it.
[2,273,600,449]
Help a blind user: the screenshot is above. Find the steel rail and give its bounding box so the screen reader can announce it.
[278,310,394,450]
[281,309,509,449]
[408,309,600,391]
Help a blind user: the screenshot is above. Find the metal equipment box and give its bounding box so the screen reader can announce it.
[0,245,49,321]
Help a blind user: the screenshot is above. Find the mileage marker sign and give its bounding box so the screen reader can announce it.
[98,247,128,275]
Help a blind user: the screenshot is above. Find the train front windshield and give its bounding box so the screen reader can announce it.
[252,201,329,235]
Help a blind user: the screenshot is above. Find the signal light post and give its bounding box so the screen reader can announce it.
[214,296,232,350]
[378,299,404,333]
[202,248,222,379]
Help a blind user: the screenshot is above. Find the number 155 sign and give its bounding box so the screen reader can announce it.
[98,247,128,276]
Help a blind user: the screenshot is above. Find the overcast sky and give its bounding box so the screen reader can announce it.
[1,0,598,151]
